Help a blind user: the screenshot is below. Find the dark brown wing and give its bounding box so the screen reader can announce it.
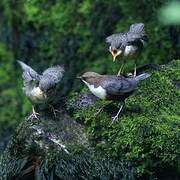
[101,76,138,95]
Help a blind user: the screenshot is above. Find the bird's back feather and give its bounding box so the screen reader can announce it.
[102,76,138,95]
[42,66,64,83]
[129,23,145,35]
[38,65,65,93]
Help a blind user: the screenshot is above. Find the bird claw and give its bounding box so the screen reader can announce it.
[94,107,104,117]
[52,109,61,117]
[28,112,40,120]
[111,115,119,123]
[49,105,60,117]
[127,73,133,77]
[111,102,124,124]
[117,72,122,76]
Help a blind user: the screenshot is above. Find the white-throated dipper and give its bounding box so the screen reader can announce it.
[106,23,147,76]
[78,72,150,123]
[18,60,64,119]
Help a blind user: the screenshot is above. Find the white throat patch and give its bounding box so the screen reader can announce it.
[83,80,107,99]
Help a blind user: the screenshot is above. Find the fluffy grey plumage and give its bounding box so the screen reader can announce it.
[106,23,147,52]
[18,61,64,105]
[106,23,147,76]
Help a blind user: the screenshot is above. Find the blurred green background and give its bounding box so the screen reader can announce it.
[0,0,179,150]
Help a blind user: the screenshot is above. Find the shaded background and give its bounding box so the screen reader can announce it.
[0,0,179,151]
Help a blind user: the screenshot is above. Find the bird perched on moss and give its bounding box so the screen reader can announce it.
[18,61,64,119]
[78,72,150,123]
[106,23,147,76]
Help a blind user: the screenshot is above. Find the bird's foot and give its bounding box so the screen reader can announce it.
[111,115,119,123]
[49,105,61,117]
[94,107,104,117]
[117,71,123,76]
[53,109,61,118]
[111,102,124,123]
[28,111,40,120]
[127,73,133,78]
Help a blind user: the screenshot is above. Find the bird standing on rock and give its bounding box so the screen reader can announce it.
[78,72,150,123]
[18,61,65,120]
[106,23,147,77]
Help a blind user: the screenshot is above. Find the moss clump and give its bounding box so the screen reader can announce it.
[0,110,134,179]
[68,60,180,178]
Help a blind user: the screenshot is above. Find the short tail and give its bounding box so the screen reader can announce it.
[135,73,151,81]
[129,23,145,34]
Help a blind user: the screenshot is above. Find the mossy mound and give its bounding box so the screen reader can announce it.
[0,110,134,179]
[68,60,180,178]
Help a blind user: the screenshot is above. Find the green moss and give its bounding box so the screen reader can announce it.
[70,60,180,178]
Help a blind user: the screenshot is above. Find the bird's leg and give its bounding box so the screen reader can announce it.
[49,104,61,117]
[28,106,40,120]
[94,105,105,117]
[133,63,137,77]
[111,102,125,123]
[94,102,112,117]
[133,58,138,77]
[117,63,124,76]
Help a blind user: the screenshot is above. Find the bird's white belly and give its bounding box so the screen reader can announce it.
[25,86,46,104]
[124,45,137,56]
[83,81,107,99]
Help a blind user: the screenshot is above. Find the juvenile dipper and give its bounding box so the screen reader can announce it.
[18,60,64,119]
[106,23,147,76]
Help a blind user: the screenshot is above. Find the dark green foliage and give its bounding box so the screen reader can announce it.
[0,42,31,146]
[68,60,180,178]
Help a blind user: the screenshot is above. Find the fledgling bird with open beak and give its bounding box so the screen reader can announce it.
[106,23,147,77]
[18,60,64,120]
[78,72,150,123]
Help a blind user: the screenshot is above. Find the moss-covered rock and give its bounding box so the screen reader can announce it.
[67,60,180,178]
[0,60,179,179]
[0,110,134,179]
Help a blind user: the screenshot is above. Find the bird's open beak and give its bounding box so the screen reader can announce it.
[111,50,121,61]
[112,52,118,61]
